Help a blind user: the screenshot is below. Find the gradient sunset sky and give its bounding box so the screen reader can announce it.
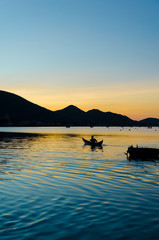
[1,0,159,120]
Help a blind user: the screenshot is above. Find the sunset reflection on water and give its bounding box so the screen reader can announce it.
[0,127,159,240]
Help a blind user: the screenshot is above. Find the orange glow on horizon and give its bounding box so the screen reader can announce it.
[2,79,159,121]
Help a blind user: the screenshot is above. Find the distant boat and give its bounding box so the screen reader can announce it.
[127,146,159,160]
[82,138,103,147]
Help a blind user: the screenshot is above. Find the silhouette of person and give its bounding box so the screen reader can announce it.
[90,135,97,144]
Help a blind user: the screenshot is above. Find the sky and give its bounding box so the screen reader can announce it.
[0,0,159,120]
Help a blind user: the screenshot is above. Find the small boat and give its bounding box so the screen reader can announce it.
[82,138,103,147]
[127,145,159,160]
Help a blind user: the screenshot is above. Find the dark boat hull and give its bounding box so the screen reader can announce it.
[127,146,159,160]
[82,138,103,147]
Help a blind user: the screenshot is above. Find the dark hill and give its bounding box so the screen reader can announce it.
[54,105,86,125]
[86,109,107,125]
[104,111,136,126]
[138,118,159,126]
[86,110,135,126]
[0,90,54,124]
[0,90,158,126]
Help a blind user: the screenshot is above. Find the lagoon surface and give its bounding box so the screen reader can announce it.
[0,127,159,240]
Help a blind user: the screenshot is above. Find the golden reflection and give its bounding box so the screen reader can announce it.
[0,128,159,180]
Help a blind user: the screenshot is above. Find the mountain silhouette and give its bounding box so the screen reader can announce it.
[54,105,86,125]
[86,109,135,126]
[0,90,54,124]
[0,90,158,126]
[138,118,159,126]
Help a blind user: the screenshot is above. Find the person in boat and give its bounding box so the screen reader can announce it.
[90,135,97,144]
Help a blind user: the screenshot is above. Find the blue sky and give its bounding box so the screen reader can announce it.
[0,0,159,119]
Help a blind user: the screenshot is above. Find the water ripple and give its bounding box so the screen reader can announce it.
[0,128,159,239]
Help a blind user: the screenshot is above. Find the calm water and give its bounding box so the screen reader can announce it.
[0,127,159,240]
